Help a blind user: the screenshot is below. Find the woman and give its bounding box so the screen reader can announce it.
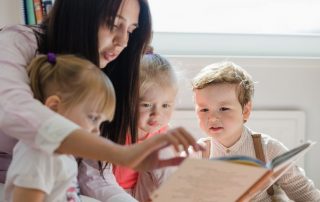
[0,0,201,199]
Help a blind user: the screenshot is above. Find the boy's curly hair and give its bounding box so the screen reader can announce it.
[192,61,255,108]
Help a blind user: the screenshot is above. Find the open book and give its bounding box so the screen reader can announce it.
[151,141,315,202]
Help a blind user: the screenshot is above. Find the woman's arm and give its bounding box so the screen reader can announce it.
[0,25,78,155]
[59,127,202,170]
[12,186,45,202]
[134,146,178,202]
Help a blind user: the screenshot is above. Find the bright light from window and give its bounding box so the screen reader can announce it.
[149,0,320,35]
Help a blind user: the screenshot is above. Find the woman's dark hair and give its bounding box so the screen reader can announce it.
[101,0,152,146]
[33,0,152,173]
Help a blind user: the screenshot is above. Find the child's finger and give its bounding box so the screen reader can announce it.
[157,157,186,168]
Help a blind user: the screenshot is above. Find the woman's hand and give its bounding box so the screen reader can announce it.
[57,127,204,171]
[120,127,205,171]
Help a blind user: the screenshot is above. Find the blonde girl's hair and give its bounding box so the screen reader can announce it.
[28,54,116,121]
[192,61,254,107]
[139,54,178,95]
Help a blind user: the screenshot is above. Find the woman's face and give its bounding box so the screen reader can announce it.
[98,0,140,68]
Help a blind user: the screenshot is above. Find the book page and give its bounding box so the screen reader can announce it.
[151,158,268,202]
[270,141,315,172]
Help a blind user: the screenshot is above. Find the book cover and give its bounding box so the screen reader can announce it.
[41,0,53,18]
[21,0,28,24]
[33,0,43,24]
[151,141,315,202]
[25,0,36,25]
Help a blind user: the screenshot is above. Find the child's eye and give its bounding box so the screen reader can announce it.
[162,104,171,108]
[141,103,152,108]
[220,107,229,111]
[111,23,120,31]
[199,108,208,112]
[128,26,137,34]
[112,25,119,31]
[88,115,99,123]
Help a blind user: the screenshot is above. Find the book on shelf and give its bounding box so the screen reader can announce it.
[151,141,315,202]
[22,0,54,25]
[33,0,43,24]
[41,0,53,18]
[26,0,36,25]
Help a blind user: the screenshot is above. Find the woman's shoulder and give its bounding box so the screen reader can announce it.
[0,24,39,46]
[0,24,39,66]
[1,24,35,35]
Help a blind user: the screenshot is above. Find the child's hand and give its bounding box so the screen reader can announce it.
[120,127,205,171]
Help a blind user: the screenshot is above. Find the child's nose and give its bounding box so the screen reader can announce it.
[91,127,100,136]
[150,106,160,117]
[208,111,220,122]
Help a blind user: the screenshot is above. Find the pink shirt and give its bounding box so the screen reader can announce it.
[0,25,79,182]
[113,126,168,189]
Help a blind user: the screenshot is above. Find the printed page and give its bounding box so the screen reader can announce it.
[151,158,268,202]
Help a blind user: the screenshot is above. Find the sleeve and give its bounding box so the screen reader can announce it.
[6,142,56,194]
[0,25,79,154]
[277,165,320,201]
[265,137,320,201]
[78,159,138,202]
[134,147,178,202]
[151,146,178,185]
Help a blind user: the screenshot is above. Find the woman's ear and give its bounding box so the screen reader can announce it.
[243,101,252,122]
[44,95,61,112]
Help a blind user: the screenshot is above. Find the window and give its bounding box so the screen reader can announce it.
[149,0,320,35]
[149,0,320,56]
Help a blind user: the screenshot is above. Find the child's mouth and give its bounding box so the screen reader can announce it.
[148,121,158,126]
[209,126,223,132]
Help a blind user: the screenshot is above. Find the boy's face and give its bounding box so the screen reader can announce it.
[138,84,177,139]
[194,83,251,147]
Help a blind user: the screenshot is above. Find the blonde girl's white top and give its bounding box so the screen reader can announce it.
[193,126,320,202]
[4,141,80,201]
